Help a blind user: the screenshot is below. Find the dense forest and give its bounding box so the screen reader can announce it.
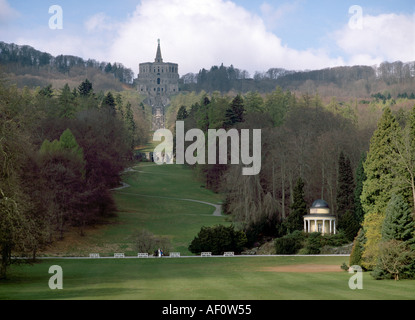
[170,84,415,279]
[0,77,149,278]
[180,61,415,98]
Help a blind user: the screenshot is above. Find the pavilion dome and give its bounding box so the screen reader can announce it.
[311,199,330,209]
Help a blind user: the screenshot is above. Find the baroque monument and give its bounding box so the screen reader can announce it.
[136,40,179,130]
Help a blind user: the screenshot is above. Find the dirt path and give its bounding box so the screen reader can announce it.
[260,264,342,273]
[112,168,223,216]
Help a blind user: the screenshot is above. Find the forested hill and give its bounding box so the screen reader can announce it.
[1,41,414,98]
[180,61,415,97]
[0,41,134,91]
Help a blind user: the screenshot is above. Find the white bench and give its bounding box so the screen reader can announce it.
[170,252,181,258]
[137,253,149,258]
[89,253,100,259]
[224,252,235,257]
[114,253,125,258]
[201,252,212,257]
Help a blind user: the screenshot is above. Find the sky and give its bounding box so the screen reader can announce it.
[0,0,414,77]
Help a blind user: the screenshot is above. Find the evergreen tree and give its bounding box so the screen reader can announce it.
[224,94,244,128]
[124,102,136,149]
[38,84,53,98]
[285,177,307,234]
[336,151,355,220]
[354,153,367,223]
[176,106,188,121]
[58,84,76,119]
[101,92,116,116]
[78,79,93,97]
[341,210,360,242]
[361,107,400,216]
[382,194,415,243]
[115,94,124,117]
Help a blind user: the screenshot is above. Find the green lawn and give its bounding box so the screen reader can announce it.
[112,163,229,255]
[2,256,414,300]
[41,162,229,257]
[3,155,414,300]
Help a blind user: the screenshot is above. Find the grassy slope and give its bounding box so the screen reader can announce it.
[112,163,229,255]
[40,161,228,257]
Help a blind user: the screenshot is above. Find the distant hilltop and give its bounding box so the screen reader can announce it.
[0,41,414,96]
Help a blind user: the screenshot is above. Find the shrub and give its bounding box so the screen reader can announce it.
[131,229,171,255]
[274,230,305,254]
[189,225,247,255]
[322,231,349,247]
[303,232,322,254]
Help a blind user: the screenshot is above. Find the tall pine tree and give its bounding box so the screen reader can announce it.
[361,107,401,270]
[285,177,307,234]
[382,194,415,243]
[354,153,367,224]
[336,151,355,219]
[101,92,116,116]
[361,107,400,216]
[224,94,244,128]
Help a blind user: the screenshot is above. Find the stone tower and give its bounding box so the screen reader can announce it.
[137,40,179,130]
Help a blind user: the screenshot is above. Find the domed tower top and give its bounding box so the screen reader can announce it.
[310,199,331,215]
[155,39,163,63]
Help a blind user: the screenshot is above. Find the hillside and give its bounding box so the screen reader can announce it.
[1,41,414,98]
[181,61,415,98]
[0,41,134,92]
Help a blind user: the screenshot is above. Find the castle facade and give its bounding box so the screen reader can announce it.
[136,40,179,129]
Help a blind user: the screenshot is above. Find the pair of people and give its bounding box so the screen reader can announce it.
[156,248,163,257]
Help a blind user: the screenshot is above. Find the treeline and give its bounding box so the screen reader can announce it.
[0,42,134,84]
[180,64,294,93]
[0,78,147,278]
[180,62,415,95]
[173,87,369,245]
[277,65,375,88]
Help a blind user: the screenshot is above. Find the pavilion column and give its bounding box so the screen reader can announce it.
[314,219,317,233]
[329,219,332,234]
[308,220,311,233]
[322,219,325,234]
[334,220,336,234]
[304,220,306,232]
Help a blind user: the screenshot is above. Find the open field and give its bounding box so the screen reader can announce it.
[40,161,229,257]
[2,256,415,300]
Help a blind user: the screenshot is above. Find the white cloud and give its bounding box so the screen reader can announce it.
[106,0,344,75]
[85,12,118,33]
[334,13,415,66]
[4,0,412,78]
[260,1,300,31]
[0,0,19,24]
